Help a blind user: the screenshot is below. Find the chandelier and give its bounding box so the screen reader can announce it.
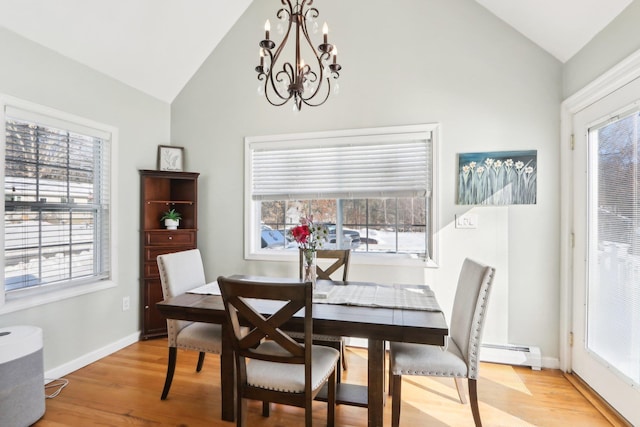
[255,0,341,111]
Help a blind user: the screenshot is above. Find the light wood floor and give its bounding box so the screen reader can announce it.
[34,339,615,426]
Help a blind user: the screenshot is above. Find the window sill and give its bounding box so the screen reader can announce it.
[246,250,439,268]
[0,280,116,315]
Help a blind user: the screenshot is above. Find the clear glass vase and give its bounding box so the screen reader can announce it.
[302,249,317,288]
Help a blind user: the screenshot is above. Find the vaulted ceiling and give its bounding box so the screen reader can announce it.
[0,0,633,103]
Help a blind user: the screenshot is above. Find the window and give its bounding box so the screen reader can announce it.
[2,99,113,306]
[245,124,438,264]
[587,111,640,386]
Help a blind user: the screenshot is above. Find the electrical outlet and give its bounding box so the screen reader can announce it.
[122,296,130,311]
[455,213,478,229]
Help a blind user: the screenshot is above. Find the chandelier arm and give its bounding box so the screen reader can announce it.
[265,73,293,106]
[301,78,331,107]
[296,0,311,14]
[298,15,327,102]
[304,6,319,22]
[300,71,328,104]
[277,0,293,23]
[282,62,296,77]
[263,1,295,105]
[276,4,292,26]
[269,3,293,72]
[263,49,280,97]
[299,8,324,66]
[305,68,317,83]
[264,92,292,107]
[266,77,285,103]
[265,68,292,104]
[279,64,296,98]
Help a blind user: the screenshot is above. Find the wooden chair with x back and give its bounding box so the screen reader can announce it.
[300,249,351,281]
[296,249,350,379]
[217,276,339,427]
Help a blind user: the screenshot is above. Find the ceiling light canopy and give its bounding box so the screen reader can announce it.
[255,0,341,111]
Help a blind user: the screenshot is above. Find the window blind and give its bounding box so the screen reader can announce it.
[250,131,432,201]
[4,110,111,293]
[587,111,640,385]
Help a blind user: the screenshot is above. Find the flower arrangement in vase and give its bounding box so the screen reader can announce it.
[289,215,328,286]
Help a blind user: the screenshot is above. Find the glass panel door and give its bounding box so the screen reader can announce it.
[572,77,640,426]
[587,113,640,385]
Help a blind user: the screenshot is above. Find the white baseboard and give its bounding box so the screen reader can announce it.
[480,343,542,370]
[44,331,140,383]
[541,356,560,370]
[347,337,368,349]
[347,338,560,370]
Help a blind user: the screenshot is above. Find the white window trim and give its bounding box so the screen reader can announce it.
[0,94,119,314]
[244,124,440,267]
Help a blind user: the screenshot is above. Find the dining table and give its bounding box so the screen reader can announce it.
[156,275,448,427]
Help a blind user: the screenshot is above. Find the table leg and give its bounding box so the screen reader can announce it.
[368,339,385,427]
[221,322,235,422]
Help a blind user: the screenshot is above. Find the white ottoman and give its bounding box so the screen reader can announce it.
[0,325,45,427]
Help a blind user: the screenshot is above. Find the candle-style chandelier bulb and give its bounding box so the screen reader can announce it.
[255,0,341,110]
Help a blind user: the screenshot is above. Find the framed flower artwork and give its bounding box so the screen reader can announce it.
[157,145,184,171]
[457,150,537,205]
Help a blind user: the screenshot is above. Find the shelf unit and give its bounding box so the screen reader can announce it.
[139,169,199,339]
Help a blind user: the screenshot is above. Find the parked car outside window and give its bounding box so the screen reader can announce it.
[322,223,361,249]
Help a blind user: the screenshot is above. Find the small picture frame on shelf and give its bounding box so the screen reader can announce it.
[157,145,184,171]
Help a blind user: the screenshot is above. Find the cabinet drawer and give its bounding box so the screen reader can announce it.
[145,246,194,262]
[146,231,195,246]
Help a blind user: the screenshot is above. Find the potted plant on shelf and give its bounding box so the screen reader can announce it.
[160,209,182,230]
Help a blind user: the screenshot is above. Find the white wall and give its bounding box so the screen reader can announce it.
[563,1,640,99]
[0,27,170,371]
[172,0,563,361]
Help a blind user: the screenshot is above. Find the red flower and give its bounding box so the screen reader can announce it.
[288,215,326,251]
[291,224,310,244]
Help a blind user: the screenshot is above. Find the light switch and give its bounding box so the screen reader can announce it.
[455,213,478,229]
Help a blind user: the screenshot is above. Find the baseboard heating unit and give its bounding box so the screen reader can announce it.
[480,343,542,370]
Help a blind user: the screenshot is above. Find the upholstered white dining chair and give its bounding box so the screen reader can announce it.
[156,249,222,400]
[388,258,496,427]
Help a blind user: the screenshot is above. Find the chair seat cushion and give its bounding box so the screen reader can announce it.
[246,341,340,393]
[176,322,222,354]
[390,339,468,378]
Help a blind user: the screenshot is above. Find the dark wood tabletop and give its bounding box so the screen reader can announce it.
[157,276,448,427]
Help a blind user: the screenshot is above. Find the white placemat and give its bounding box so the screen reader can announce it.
[313,283,442,311]
[187,281,221,295]
[187,280,441,311]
